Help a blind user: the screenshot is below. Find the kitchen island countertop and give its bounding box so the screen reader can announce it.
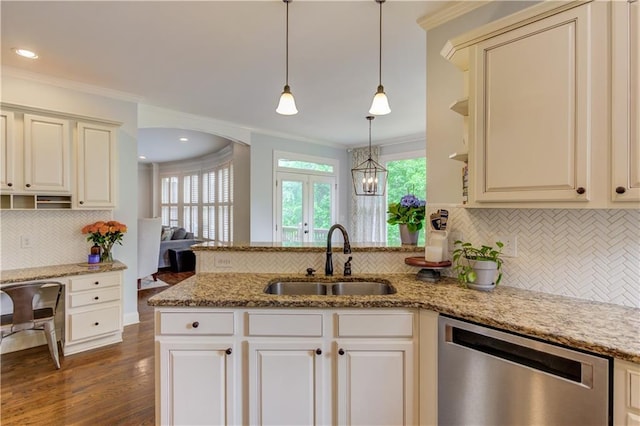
[148,272,640,363]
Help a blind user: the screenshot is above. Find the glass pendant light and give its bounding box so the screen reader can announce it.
[276,0,298,115]
[351,116,388,196]
[369,0,390,115]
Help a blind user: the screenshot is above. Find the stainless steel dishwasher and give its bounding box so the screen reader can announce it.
[438,316,611,425]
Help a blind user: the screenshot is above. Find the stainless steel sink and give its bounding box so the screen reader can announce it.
[264,280,395,296]
[264,281,328,295]
[331,281,395,295]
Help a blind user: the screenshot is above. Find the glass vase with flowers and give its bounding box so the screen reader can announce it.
[82,220,127,263]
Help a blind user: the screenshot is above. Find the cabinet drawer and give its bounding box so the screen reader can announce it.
[69,287,120,308]
[336,312,413,337]
[159,311,234,335]
[247,313,323,336]
[69,273,120,292]
[69,305,120,341]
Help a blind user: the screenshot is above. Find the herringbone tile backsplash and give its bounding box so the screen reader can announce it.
[2,208,639,308]
[436,206,640,308]
[1,210,113,270]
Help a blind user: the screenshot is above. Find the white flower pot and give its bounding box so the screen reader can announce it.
[471,260,498,289]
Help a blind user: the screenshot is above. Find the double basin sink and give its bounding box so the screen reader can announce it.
[264,279,395,296]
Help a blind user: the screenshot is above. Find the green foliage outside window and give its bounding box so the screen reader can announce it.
[386,158,427,245]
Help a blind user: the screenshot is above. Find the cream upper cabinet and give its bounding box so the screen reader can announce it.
[441,1,638,208]
[23,113,71,193]
[612,0,640,203]
[75,122,117,208]
[1,110,15,191]
[469,3,601,203]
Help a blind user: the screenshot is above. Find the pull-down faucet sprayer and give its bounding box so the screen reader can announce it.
[325,224,351,276]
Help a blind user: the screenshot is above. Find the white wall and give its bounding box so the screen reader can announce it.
[137,164,153,219]
[250,133,350,241]
[1,74,140,324]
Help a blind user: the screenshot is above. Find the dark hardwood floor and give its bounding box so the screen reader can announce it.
[0,269,193,425]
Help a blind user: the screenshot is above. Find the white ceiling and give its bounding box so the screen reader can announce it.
[1,0,447,162]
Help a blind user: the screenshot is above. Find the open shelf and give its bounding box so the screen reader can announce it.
[0,193,72,210]
[449,98,469,116]
[448,151,468,162]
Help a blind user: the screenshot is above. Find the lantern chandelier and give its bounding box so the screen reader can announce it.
[351,116,388,196]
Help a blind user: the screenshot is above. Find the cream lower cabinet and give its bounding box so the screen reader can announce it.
[159,341,235,426]
[248,340,325,425]
[615,359,640,426]
[1,110,15,191]
[155,308,418,426]
[64,271,123,355]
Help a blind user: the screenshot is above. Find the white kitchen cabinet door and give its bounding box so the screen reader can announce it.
[23,114,71,193]
[614,359,640,426]
[248,340,324,426]
[612,0,640,203]
[75,122,117,208]
[159,341,235,426]
[335,340,415,426]
[471,3,598,203]
[1,110,16,191]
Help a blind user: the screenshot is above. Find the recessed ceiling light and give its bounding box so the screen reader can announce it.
[138,155,147,160]
[179,137,189,142]
[13,48,38,59]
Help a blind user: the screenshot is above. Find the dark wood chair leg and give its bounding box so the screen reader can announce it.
[152,273,158,282]
[137,278,141,290]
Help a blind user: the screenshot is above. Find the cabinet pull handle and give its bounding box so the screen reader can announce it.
[94,322,99,326]
[192,321,199,328]
[338,348,345,355]
[7,183,12,187]
[225,348,232,355]
[615,186,626,194]
[316,348,322,355]
[25,183,31,188]
[576,187,586,195]
[94,296,99,300]
[94,281,100,285]
[79,200,84,205]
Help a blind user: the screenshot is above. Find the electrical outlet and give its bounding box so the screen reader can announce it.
[215,255,233,268]
[496,234,518,257]
[20,235,33,249]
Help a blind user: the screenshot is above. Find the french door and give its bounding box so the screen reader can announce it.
[275,172,336,243]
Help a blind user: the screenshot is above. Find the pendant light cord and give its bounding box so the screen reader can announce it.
[367,115,374,160]
[285,0,290,86]
[378,0,382,86]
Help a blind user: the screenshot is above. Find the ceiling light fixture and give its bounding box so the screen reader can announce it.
[276,0,298,115]
[13,48,38,59]
[369,0,390,116]
[351,115,387,196]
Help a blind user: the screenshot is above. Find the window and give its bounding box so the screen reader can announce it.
[160,161,233,242]
[274,151,338,243]
[382,154,426,245]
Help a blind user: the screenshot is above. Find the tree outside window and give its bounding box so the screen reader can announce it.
[385,157,427,245]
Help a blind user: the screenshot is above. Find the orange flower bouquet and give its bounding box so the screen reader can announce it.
[81,220,127,263]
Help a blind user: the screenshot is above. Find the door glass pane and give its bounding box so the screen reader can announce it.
[281,180,304,242]
[311,181,332,243]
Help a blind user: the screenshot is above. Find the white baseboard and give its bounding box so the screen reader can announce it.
[123,311,140,326]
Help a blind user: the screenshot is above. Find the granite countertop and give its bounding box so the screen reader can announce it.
[0,261,128,284]
[148,272,640,363]
[191,241,424,253]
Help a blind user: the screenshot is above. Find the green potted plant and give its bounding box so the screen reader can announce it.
[387,194,426,245]
[452,240,504,290]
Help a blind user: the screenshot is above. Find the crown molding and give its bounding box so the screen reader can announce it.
[417,1,493,31]
[1,66,143,103]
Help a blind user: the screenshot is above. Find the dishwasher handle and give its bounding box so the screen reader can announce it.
[445,323,593,388]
